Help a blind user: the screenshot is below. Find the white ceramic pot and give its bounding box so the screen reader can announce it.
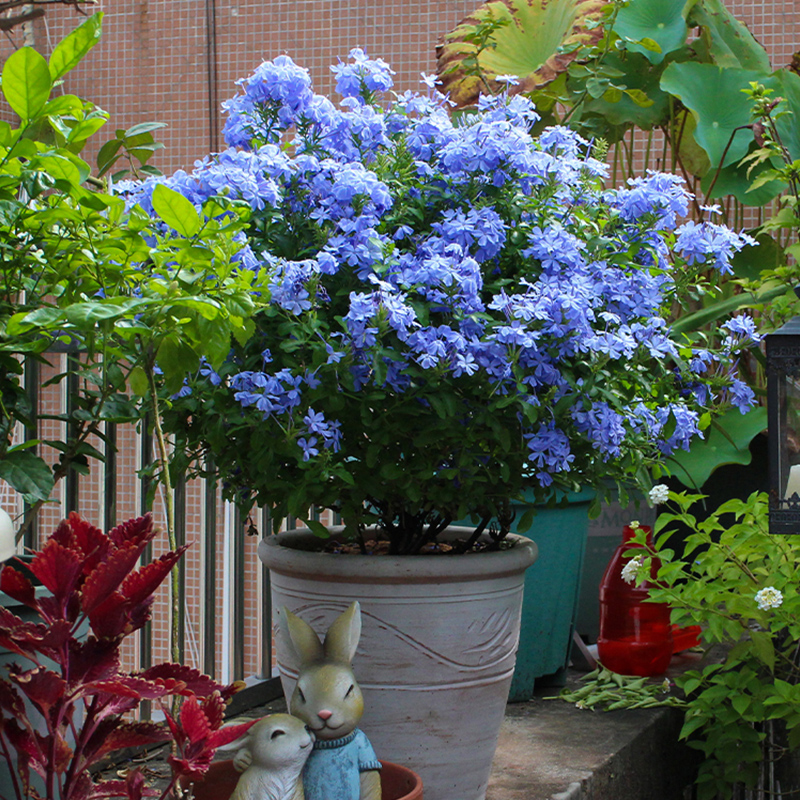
[258,527,537,800]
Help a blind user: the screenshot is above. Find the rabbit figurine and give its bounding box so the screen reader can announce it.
[223,713,314,800]
[281,601,382,800]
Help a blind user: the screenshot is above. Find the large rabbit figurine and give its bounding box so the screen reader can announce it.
[281,601,382,800]
[224,713,314,800]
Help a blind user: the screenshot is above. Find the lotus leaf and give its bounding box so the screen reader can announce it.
[612,0,687,65]
[435,0,607,108]
[660,62,764,168]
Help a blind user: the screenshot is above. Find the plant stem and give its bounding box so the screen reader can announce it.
[144,356,181,667]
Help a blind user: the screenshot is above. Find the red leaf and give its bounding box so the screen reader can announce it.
[68,636,121,685]
[0,607,50,659]
[138,664,224,698]
[0,679,25,717]
[80,544,145,615]
[169,752,214,780]
[200,691,226,732]
[52,729,74,774]
[178,695,212,743]
[209,718,257,749]
[7,665,67,715]
[4,718,43,763]
[29,539,85,609]
[88,721,170,763]
[51,517,76,548]
[0,563,38,609]
[68,512,111,574]
[119,547,187,607]
[83,675,181,702]
[68,770,94,800]
[90,772,160,799]
[107,514,156,550]
[87,591,132,639]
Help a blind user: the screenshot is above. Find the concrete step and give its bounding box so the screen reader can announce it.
[487,651,705,800]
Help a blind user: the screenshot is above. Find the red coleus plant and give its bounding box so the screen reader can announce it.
[0,513,252,800]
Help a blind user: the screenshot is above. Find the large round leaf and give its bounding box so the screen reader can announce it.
[687,0,771,72]
[436,0,608,108]
[771,69,800,162]
[612,0,687,65]
[660,62,764,168]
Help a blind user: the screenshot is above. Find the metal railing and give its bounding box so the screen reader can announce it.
[2,353,284,715]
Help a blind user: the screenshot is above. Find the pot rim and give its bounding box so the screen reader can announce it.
[258,526,537,584]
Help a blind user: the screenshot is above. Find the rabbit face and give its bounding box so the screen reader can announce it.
[246,713,315,770]
[290,662,364,741]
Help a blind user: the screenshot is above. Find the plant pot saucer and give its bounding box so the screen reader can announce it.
[184,758,423,800]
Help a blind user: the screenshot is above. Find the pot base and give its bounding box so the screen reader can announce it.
[184,759,423,800]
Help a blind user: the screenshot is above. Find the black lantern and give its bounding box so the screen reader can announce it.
[767,295,800,534]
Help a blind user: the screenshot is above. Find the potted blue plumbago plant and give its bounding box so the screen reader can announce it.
[123,50,759,800]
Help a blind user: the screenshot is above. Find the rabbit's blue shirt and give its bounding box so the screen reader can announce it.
[303,728,381,800]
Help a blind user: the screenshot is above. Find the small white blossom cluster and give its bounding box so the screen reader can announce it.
[621,555,645,585]
[649,484,670,505]
[755,586,783,611]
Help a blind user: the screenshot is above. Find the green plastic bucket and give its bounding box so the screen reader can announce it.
[508,489,594,701]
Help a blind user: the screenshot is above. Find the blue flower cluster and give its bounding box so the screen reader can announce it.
[136,50,759,522]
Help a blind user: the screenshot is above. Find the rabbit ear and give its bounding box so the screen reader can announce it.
[282,607,324,666]
[323,601,362,665]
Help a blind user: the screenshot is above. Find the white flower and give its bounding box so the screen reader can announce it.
[755,586,783,611]
[629,520,640,529]
[649,484,670,505]
[420,72,440,89]
[621,555,644,585]
[495,74,520,86]
[661,678,671,692]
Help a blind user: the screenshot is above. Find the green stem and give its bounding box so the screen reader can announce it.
[144,356,180,667]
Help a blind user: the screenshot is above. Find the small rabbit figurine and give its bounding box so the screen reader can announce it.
[281,601,382,800]
[224,713,314,800]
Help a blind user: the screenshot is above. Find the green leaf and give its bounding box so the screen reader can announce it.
[123,121,168,139]
[304,519,330,538]
[32,154,82,186]
[671,282,787,333]
[2,46,52,121]
[151,184,201,237]
[48,12,104,81]
[668,407,767,489]
[748,629,775,672]
[0,449,54,503]
[129,366,149,397]
[687,0,771,72]
[612,0,687,65]
[660,62,765,168]
[96,137,124,176]
[581,51,670,130]
[435,0,607,108]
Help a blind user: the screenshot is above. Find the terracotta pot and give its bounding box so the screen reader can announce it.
[184,758,423,800]
[259,527,537,800]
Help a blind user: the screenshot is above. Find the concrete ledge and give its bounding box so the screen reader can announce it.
[488,657,705,800]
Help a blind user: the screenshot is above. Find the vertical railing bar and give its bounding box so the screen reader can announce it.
[203,465,217,679]
[232,505,245,680]
[65,353,79,515]
[259,505,272,680]
[174,474,186,665]
[23,356,39,548]
[139,416,153,719]
[103,422,117,532]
